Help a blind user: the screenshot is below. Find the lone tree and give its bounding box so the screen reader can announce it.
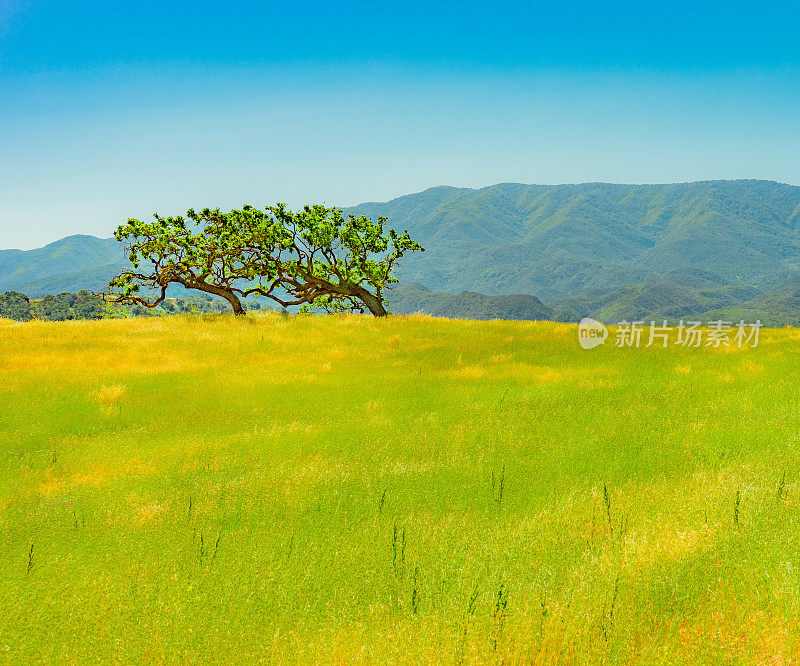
[105,204,423,316]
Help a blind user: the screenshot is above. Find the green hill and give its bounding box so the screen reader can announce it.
[553,270,761,323]
[699,277,800,326]
[0,235,125,297]
[386,283,555,320]
[4,180,800,319]
[350,179,800,299]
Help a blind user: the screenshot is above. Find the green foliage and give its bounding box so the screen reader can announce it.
[1,290,105,322]
[1,291,103,321]
[36,291,105,321]
[0,291,33,321]
[0,291,259,321]
[107,204,423,316]
[107,295,267,318]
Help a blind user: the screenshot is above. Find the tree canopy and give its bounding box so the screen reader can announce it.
[0,291,105,321]
[0,291,33,321]
[105,204,423,316]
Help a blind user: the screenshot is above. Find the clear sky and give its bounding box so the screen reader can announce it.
[1,0,800,249]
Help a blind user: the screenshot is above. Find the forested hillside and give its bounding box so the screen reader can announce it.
[4,180,800,321]
[351,179,800,298]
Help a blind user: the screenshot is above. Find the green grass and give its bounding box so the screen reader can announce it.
[1,314,800,662]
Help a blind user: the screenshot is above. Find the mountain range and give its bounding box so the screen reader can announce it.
[351,179,800,298]
[3,180,800,323]
[0,235,125,296]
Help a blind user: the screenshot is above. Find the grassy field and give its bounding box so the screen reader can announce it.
[1,314,800,663]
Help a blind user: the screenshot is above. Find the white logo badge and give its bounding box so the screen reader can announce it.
[578,318,608,350]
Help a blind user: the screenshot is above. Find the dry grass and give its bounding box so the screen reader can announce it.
[1,313,800,662]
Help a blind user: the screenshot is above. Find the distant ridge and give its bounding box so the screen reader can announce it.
[2,180,800,322]
[0,235,124,297]
[386,283,555,321]
[349,179,800,299]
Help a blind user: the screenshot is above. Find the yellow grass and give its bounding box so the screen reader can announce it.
[1,313,800,662]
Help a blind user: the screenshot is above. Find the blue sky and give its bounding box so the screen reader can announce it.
[1,0,800,248]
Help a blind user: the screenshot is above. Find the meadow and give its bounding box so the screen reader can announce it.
[1,313,799,663]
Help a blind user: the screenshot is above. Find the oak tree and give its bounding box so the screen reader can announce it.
[105,204,423,316]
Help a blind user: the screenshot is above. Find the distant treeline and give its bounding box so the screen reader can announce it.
[0,291,269,322]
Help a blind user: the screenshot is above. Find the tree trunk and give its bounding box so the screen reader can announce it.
[353,286,388,317]
[223,292,246,315]
[195,282,246,315]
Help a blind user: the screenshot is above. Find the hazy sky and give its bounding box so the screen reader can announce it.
[2,0,800,249]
